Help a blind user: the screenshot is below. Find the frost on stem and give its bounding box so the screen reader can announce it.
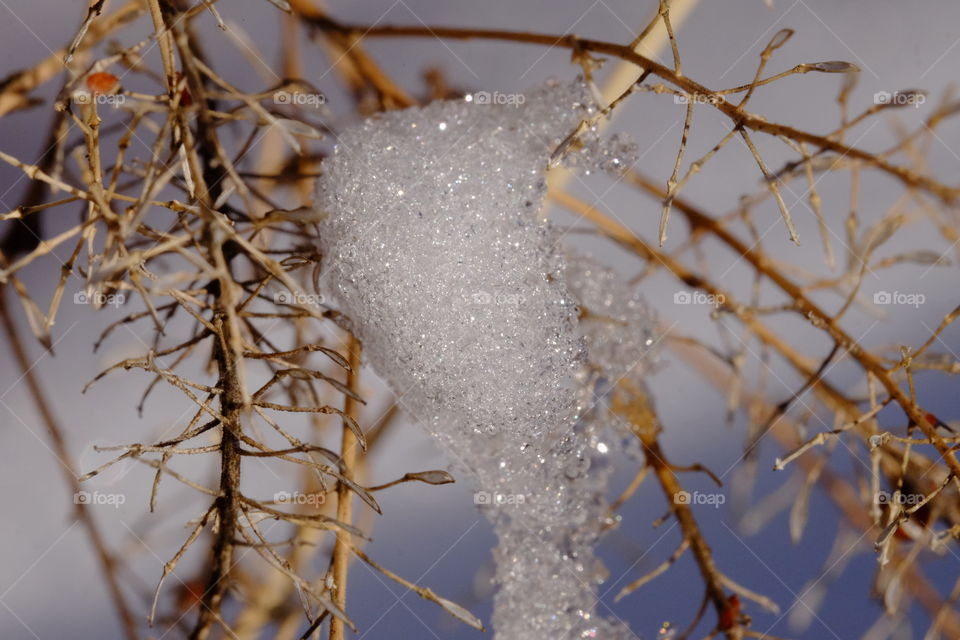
[315,79,651,638]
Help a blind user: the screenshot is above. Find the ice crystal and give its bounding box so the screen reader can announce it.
[315,79,647,639]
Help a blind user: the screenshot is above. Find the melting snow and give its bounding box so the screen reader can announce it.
[316,79,653,639]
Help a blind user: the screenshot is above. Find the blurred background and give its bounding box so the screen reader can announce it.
[1,1,959,638]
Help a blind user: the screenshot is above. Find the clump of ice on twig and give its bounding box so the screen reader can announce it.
[486,254,658,640]
[567,254,660,442]
[315,79,650,639]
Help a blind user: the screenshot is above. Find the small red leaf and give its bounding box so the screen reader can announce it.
[718,594,741,630]
[86,71,119,95]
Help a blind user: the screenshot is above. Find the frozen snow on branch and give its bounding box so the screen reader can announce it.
[316,79,648,639]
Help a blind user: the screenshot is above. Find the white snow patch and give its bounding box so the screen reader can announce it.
[315,79,652,639]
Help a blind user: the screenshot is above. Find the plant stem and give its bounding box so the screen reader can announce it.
[330,337,361,640]
[190,296,244,640]
[307,19,959,202]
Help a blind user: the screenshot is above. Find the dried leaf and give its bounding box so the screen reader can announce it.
[312,345,351,370]
[338,473,381,514]
[764,28,794,54]
[434,594,484,630]
[342,412,367,450]
[404,470,455,485]
[806,60,859,73]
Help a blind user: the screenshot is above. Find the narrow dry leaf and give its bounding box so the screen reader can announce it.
[434,595,485,631]
[765,28,793,52]
[404,470,455,485]
[806,60,860,73]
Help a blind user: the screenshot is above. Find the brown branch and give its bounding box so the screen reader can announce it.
[670,338,960,637]
[189,298,244,640]
[329,336,362,640]
[619,172,960,481]
[609,380,740,638]
[309,19,960,202]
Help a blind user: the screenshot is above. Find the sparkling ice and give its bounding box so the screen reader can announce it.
[316,79,649,639]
